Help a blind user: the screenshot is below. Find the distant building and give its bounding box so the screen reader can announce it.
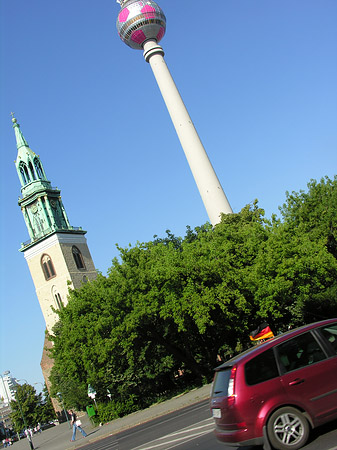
[0,372,17,405]
[0,403,13,434]
[11,116,97,415]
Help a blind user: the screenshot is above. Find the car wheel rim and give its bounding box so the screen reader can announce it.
[273,412,304,446]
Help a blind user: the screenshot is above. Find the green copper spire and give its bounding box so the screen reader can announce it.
[12,114,49,188]
[12,114,84,250]
[11,113,29,150]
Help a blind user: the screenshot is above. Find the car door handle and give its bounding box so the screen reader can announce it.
[288,378,305,386]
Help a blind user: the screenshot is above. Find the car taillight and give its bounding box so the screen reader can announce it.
[227,365,237,406]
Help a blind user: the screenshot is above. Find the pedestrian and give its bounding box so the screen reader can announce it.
[70,410,87,441]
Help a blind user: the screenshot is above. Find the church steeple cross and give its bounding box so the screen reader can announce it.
[10,112,18,124]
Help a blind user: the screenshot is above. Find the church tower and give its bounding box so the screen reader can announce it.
[12,115,97,408]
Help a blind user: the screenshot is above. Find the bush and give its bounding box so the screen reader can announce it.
[94,395,139,424]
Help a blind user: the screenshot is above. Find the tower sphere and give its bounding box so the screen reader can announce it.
[117,0,166,50]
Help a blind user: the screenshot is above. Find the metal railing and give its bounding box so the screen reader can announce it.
[21,226,83,248]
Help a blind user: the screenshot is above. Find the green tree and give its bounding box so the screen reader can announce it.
[39,384,56,423]
[48,177,337,419]
[280,176,337,258]
[50,203,269,412]
[10,384,41,432]
[252,176,337,330]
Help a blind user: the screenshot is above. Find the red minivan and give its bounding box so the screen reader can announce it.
[210,319,337,450]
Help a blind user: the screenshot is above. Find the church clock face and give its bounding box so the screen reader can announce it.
[50,199,57,209]
[31,204,38,214]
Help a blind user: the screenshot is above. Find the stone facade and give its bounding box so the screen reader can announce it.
[12,117,97,417]
[24,233,97,334]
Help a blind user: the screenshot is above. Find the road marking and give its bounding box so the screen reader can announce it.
[132,418,214,450]
[117,401,210,443]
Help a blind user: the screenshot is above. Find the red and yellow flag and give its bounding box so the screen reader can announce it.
[250,323,274,341]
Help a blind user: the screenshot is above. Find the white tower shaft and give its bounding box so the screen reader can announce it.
[143,40,232,226]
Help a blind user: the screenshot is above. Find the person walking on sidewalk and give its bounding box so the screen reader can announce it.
[70,410,87,441]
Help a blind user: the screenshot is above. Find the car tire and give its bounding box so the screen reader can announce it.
[267,406,310,450]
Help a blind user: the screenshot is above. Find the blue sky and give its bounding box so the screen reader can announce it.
[1,0,336,390]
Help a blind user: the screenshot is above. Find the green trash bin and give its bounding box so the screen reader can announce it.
[86,405,96,417]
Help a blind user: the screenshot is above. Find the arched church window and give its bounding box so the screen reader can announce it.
[34,158,44,179]
[72,246,86,270]
[55,293,63,309]
[23,164,31,183]
[41,254,56,280]
[20,165,27,184]
[19,162,31,185]
[28,161,36,180]
[52,286,63,309]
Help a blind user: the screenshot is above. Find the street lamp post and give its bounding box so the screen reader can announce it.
[33,382,44,392]
[33,382,44,406]
[14,383,34,450]
[33,382,45,432]
[56,393,71,429]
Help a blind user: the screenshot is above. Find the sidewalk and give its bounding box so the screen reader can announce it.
[10,384,211,450]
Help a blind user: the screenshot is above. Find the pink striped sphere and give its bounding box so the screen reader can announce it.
[117,0,166,50]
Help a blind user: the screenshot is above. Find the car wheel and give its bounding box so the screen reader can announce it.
[267,407,310,450]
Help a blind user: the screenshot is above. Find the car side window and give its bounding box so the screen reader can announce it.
[320,324,337,354]
[276,332,326,373]
[245,349,279,385]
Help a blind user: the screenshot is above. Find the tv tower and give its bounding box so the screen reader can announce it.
[116,0,232,225]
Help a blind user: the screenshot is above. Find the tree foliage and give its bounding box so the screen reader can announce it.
[49,176,337,418]
[253,176,337,328]
[39,384,56,424]
[10,383,55,432]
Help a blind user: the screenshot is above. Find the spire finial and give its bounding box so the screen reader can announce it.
[10,111,17,124]
[11,113,29,149]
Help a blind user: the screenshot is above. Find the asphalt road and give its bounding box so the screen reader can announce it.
[72,399,337,450]
[8,390,337,450]
[73,400,226,450]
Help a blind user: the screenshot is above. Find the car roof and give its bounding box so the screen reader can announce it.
[214,318,337,371]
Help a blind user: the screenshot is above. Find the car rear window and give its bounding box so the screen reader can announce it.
[245,348,279,386]
[320,324,337,354]
[212,367,232,397]
[276,331,326,373]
